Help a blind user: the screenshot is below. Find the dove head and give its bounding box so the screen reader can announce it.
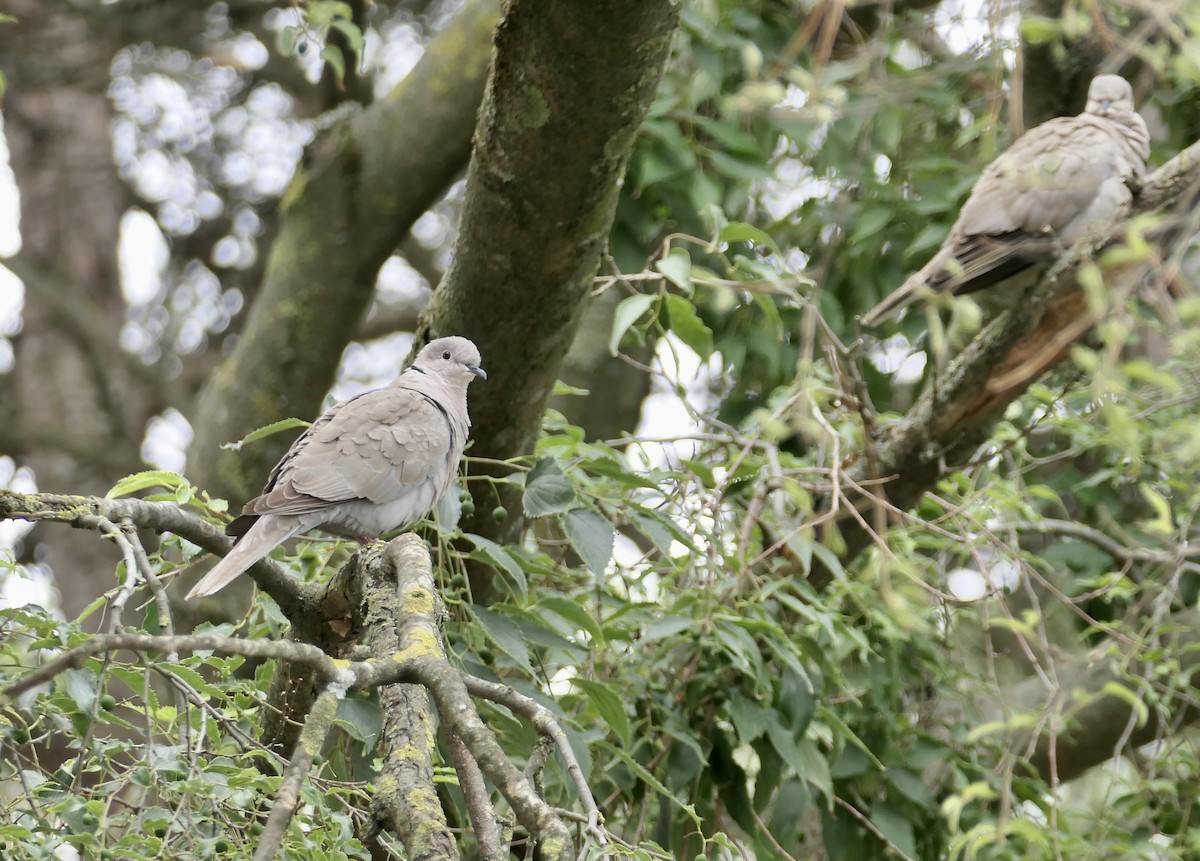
[1085,75,1135,118]
[412,336,486,387]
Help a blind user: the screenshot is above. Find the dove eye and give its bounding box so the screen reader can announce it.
[442,351,452,360]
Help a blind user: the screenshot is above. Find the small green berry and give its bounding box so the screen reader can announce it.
[492,505,508,523]
[99,694,117,711]
[460,500,476,516]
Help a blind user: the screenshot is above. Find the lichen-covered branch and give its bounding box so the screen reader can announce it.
[0,489,312,623]
[2,633,338,701]
[358,536,458,861]
[256,672,355,861]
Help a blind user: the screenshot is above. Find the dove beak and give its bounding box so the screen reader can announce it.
[469,364,487,380]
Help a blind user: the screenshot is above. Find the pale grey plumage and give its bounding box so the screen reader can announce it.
[186,336,485,599]
[862,75,1150,326]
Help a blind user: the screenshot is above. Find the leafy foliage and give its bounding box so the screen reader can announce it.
[4,0,1200,859]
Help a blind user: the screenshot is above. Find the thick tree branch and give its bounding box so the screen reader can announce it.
[420,0,682,598]
[358,537,457,861]
[188,0,501,506]
[991,607,1200,784]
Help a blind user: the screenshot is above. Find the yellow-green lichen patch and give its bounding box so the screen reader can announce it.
[400,586,435,616]
[392,628,443,663]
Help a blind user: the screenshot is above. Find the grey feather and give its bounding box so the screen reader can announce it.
[186,336,485,599]
[862,75,1150,326]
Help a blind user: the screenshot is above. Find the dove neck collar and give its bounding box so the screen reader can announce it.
[408,365,428,376]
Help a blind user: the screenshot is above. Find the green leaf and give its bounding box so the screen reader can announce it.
[664,294,714,359]
[655,248,693,292]
[220,417,310,452]
[523,458,576,517]
[1020,15,1061,44]
[537,595,604,644]
[563,508,614,575]
[571,678,631,745]
[629,505,697,553]
[609,294,657,355]
[727,694,769,742]
[330,18,365,54]
[871,802,917,859]
[60,668,98,713]
[465,534,528,602]
[470,605,532,672]
[810,541,845,582]
[335,694,383,750]
[321,44,346,83]
[762,713,831,800]
[627,509,677,555]
[850,207,892,244]
[106,470,189,499]
[719,221,781,255]
[599,741,702,826]
[276,25,298,57]
[643,616,693,641]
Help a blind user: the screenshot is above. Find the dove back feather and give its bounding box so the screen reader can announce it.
[186,336,484,600]
[862,74,1149,326]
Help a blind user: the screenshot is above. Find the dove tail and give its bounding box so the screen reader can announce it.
[861,278,923,327]
[185,515,304,599]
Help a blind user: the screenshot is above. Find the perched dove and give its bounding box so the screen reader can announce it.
[186,336,486,599]
[862,74,1150,325]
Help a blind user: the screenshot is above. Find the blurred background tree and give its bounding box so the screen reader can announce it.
[2,0,1200,859]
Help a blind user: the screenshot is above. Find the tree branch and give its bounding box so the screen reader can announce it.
[420,0,682,599]
[0,490,313,624]
[188,0,502,506]
[816,137,1200,589]
[256,672,356,861]
[358,536,457,860]
[990,607,1200,783]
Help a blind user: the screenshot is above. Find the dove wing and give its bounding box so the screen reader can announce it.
[244,383,454,518]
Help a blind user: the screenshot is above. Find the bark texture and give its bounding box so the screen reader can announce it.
[419,0,682,596]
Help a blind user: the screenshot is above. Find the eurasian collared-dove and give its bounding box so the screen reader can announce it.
[185,336,486,599]
[861,74,1150,326]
